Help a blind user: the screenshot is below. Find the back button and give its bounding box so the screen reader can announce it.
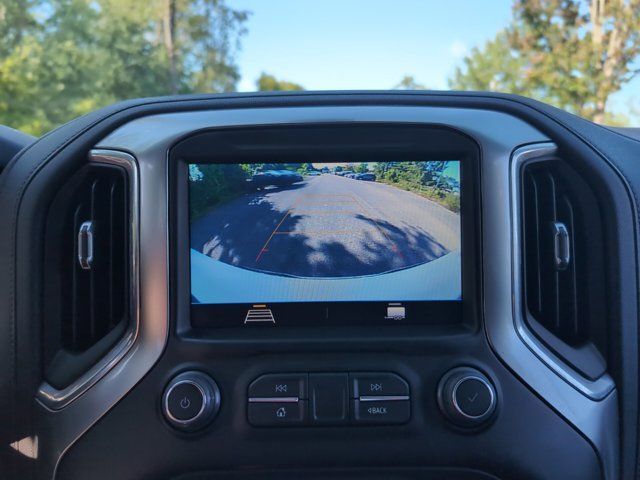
[352,399,410,425]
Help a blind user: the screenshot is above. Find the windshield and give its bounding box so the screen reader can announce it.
[1,0,638,136]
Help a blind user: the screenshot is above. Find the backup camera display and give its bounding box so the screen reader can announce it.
[189,161,462,311]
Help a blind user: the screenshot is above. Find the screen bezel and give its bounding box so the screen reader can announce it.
[170,123,481,335]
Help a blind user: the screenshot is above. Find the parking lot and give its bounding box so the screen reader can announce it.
[191,174,460,277]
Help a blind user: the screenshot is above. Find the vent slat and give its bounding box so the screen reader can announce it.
[70,197,92,351]
[89,179,98,344]
[70,204,83,350]
[57,166,129,353]
[43,163,132,389]
[111,177,127,327]
[109,181,116,329]
[522,160,602,347]
[541,171,560,332]
[525,172,543,315]
[557,194,579,339]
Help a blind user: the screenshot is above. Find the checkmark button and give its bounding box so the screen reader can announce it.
[454,377,494,418]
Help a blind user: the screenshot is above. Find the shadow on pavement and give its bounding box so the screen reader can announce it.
[191,192,452,278]
[249,181,307,194]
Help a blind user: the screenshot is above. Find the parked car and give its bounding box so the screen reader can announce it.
[355,172,376,181]
[248,169,303,189]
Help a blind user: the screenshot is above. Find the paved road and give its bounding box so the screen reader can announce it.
[191,175,460,278]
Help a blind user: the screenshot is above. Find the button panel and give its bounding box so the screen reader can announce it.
[247,372,410,427]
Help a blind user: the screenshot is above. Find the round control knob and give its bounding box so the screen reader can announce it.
[437,367,496,428]
[162,371,221,431]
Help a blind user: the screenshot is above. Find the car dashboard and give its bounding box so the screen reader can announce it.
[1,92,640,479]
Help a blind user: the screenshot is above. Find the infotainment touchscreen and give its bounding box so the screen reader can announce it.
[188,161,462,327]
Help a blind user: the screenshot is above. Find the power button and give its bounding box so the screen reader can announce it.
[166,382,204,421]
[162,371,221,431]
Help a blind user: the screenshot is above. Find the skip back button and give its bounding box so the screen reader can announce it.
[248,373,308,400]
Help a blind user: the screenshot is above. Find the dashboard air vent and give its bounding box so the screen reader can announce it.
[44,163,131,389]
[521,159,607,379]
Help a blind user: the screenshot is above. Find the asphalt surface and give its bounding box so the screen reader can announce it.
[191,175,460,278]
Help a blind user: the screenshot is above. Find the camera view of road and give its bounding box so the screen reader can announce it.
[191,173,460,278]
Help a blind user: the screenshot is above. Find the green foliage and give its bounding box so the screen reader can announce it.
[373,162,460,212]
[256,163,303,172]
[442,194,460,213]
[449,0,640,124]
[256,72,304,91]
[0,0,249,135]
[189,164,250,219]
[354,163,369,173]
[296,163,316,174]
[393,75,427,90]
[0,0,39,57]
[449,31,529,96]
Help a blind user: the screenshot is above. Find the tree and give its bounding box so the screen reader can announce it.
[354,163,369,173]
[449,31,530,96]
[0,0,249,135]
[422,161,449,188]
[370,161,460,212]
[0,0,40,57]
[256,72,304,91]
[297,163,315,174]
[393,75,427,90]
[449,0,640,124]
[189,163,250,218]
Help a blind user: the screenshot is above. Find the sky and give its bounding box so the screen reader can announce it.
[232,0,638,122]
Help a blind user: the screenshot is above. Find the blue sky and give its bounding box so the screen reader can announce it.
[233,0,638,122]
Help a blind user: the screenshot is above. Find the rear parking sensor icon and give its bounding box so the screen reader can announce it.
[385,303,406,321]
